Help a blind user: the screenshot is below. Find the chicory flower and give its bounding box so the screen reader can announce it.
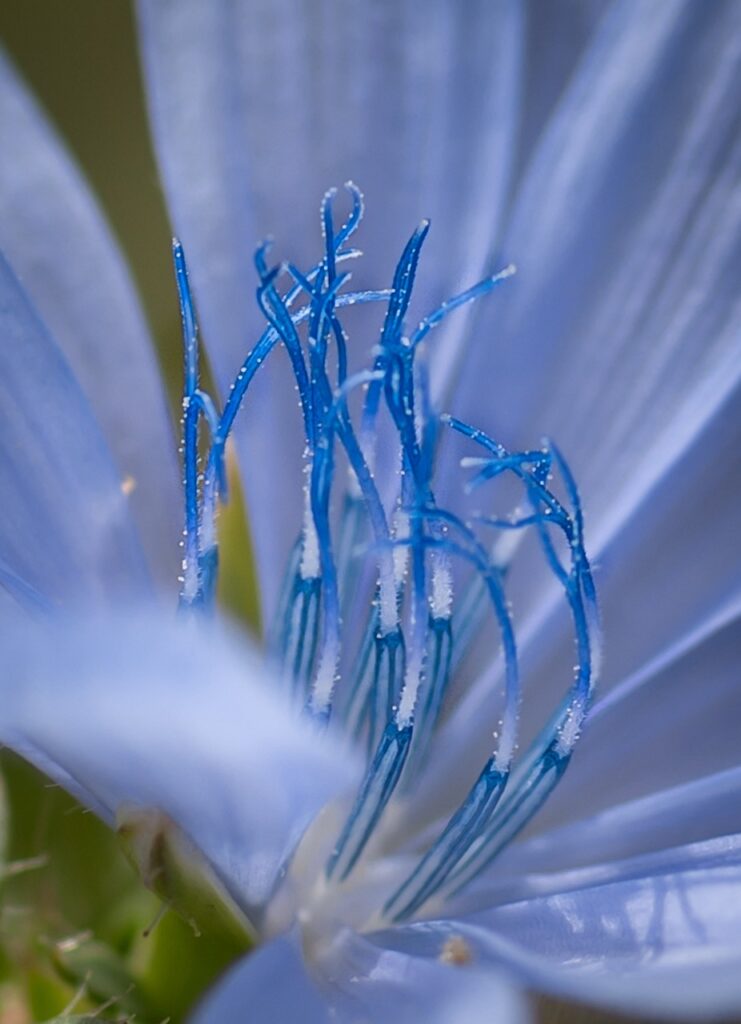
[1,1,740,1021]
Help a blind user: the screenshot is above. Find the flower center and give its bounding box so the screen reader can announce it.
[174,183,601,931]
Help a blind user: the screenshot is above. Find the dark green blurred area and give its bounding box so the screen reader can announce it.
[0,751,247,1022]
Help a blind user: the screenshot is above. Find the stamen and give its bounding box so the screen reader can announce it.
[281,573,321,696]
[409,264,516,349]
[365,627,405,757]
[384,756,507,922]
[325,236,524,883]
[300,461,321,580]
[405,611,452,778]
[438,447,600,899]
[326,221,439,874]
[326,718,413,882]
[172,240,201,607]
[173,186,599,930]
[254,243,314,450]
[335,488,366,612]
[361,221,430,458]
[342,604,378,738]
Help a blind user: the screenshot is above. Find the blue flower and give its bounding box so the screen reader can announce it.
[1,2,740,1022]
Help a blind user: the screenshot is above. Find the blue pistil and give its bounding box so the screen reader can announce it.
[173,240,203,607]
[172,184,600,923]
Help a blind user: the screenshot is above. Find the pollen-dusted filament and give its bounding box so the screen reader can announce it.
[173,183,600,926]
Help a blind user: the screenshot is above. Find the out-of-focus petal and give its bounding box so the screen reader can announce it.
[193,934,331,1024]
[136,0,524,619]
[0,51,180,584]
[0,252,151,604]
[194,928,530,1024]
[0,610,360,922]
[382,834,741,1019]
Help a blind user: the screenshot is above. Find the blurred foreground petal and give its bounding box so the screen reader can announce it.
[0,609,360,922]
[194,928,530,1024]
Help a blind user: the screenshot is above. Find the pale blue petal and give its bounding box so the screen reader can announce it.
[452,0,741,482]
[0,610,360,921]
[0,51,180,584]
[0,252,151,604]
[136,0,524,618]
[569,391,741,696]
[380,834,741,1018]
[444,0,741,561]
[194,928,530,1024]
[515,0,608,176]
